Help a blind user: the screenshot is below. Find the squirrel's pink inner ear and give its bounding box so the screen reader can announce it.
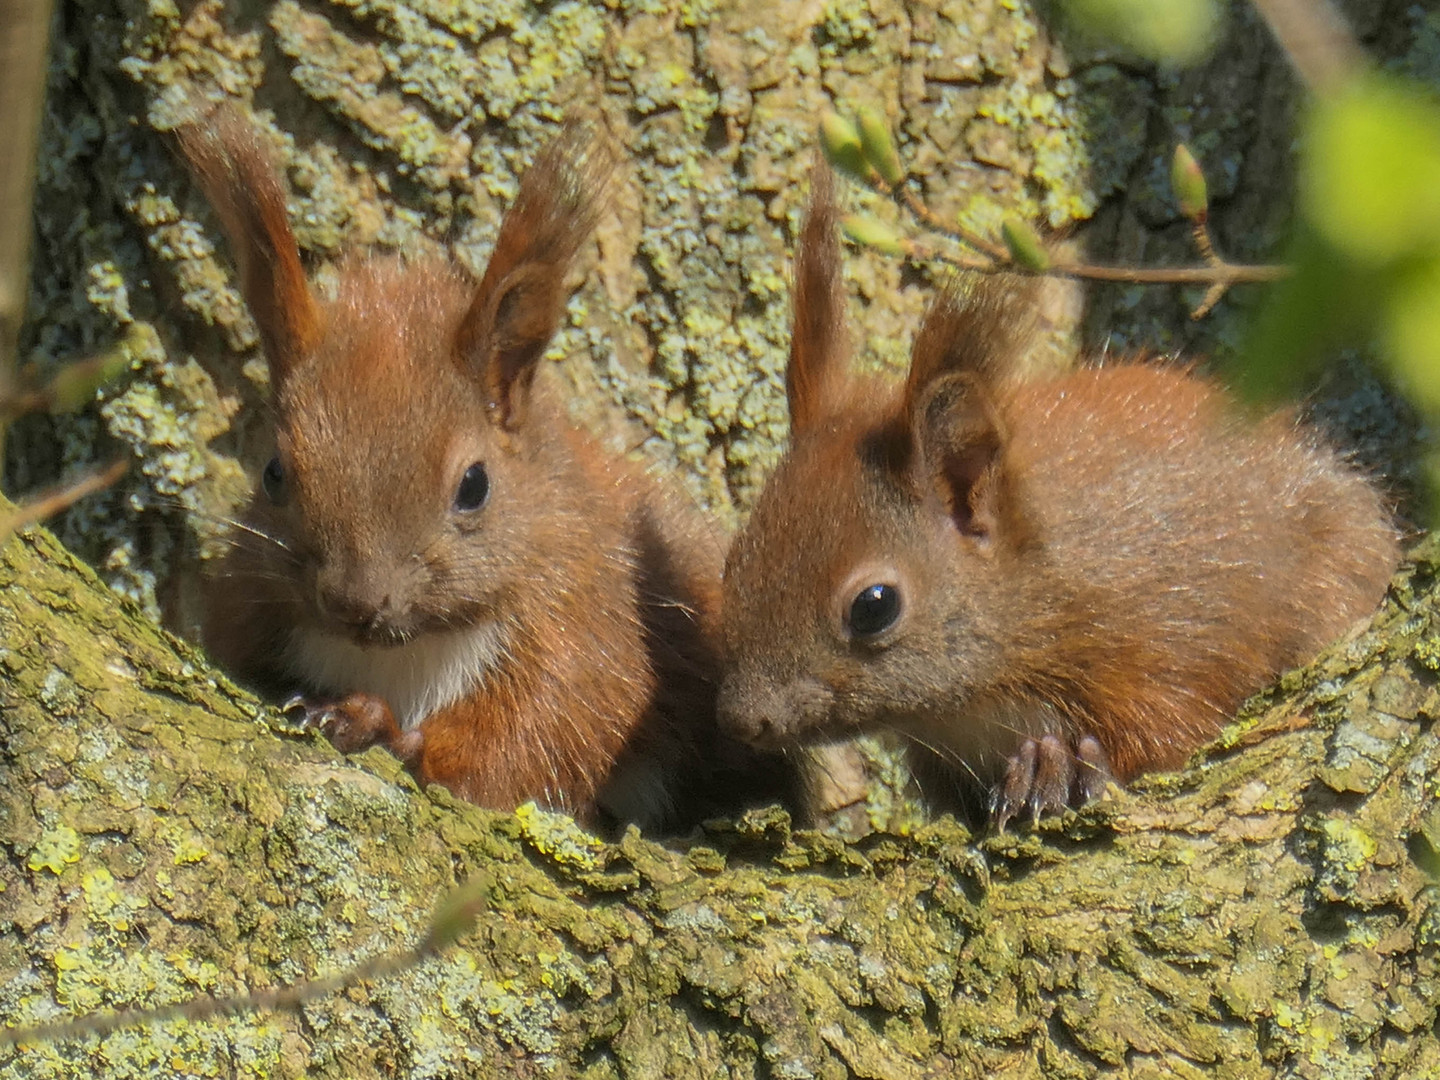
[456,262,560,430]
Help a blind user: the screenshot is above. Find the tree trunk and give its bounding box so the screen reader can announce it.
[8,0,1428,617]
[3,0,1439,1076]
[2,507,1438,1078]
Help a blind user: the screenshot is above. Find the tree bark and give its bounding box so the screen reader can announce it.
[4,0,1440,1076]
[8,0,1429,617]
[2,507,1438,1078]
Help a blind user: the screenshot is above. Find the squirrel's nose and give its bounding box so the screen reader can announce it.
[717,672,831,748]
[313,561,408,641]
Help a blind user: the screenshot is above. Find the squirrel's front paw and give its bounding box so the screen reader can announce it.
[285,692,401,754]
[991,733,1112,832]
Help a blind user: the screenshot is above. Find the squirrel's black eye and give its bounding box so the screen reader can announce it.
[454,462,490,512]
[261,456,286,504]
[848,583,901,639]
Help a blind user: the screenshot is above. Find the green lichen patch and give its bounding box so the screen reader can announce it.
[27,827,83,876]
[6,0,1440,1076]
[514,804,641,893]
[12,0,1131,613]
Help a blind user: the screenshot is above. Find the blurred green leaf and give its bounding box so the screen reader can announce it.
[1240,74,1440,427]
[856,105,904,188]
[422,874,492,954]
[1235,227,1368,401]
[1383,256,1440,415]
[1301,76,1440,265]
[1061,0,1221,65]
[819,111,870,183]
[1001,218,1051,272]
[46,340,134,413]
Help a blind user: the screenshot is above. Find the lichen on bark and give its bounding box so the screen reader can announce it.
[4,0,1440,1075]
[11,0,1386,618]
[2,518,1438,1078]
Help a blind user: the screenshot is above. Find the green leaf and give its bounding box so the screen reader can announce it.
[1302,76,1440,266]
[818,111,869,183]
[856,105,904,187]
[1061,0,1221,65]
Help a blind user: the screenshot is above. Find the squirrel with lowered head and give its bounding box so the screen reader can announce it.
[718,162,1401,829]
[181,107,787,832]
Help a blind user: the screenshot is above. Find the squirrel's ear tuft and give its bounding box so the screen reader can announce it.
[787,158,853,437]
[905,274,1036,410]
[455,123,614,431]
[174,104,322,385]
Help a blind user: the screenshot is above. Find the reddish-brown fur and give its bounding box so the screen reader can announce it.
[718,162,1401,820]
[183,107,783,830]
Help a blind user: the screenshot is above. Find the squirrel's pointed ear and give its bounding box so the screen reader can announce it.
[456,123,612,431]
[905,274,1035,409]
[910,371,1017,545]
[174,106,322,387]
[787,159,852,436]
[904,277,1035,545]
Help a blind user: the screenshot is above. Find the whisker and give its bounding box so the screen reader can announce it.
[118,492,299,555]
[205,536,304,571]
[215,517,296,555]
[203,568,303,589]
[636,593,701,619]
[896,729,987,790]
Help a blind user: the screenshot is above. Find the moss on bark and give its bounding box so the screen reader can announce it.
[2,519,1438,1078]
[4,1,1440,1075]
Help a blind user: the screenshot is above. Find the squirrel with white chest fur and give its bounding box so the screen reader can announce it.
[181,107,789,832]
[717,162,1402,829]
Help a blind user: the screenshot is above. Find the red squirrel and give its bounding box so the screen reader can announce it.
[717,162,1402,829]
[180,107,788,831]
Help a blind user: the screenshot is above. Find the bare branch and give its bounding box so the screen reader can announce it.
[1248,0,1365,96]
[0,459,129,539]
[853,166,1287,317]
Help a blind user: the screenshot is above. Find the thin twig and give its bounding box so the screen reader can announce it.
[1248,0,1364,96]
[0,458,129,538]
[882,178,1009,262]
[0,941,424,1049]
[897,236,1287,286]
[870,174,1287,309]
[0,875,491,1049]
[1037,260,1285,286]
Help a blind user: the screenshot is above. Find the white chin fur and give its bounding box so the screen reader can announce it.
[286,622,508,730]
